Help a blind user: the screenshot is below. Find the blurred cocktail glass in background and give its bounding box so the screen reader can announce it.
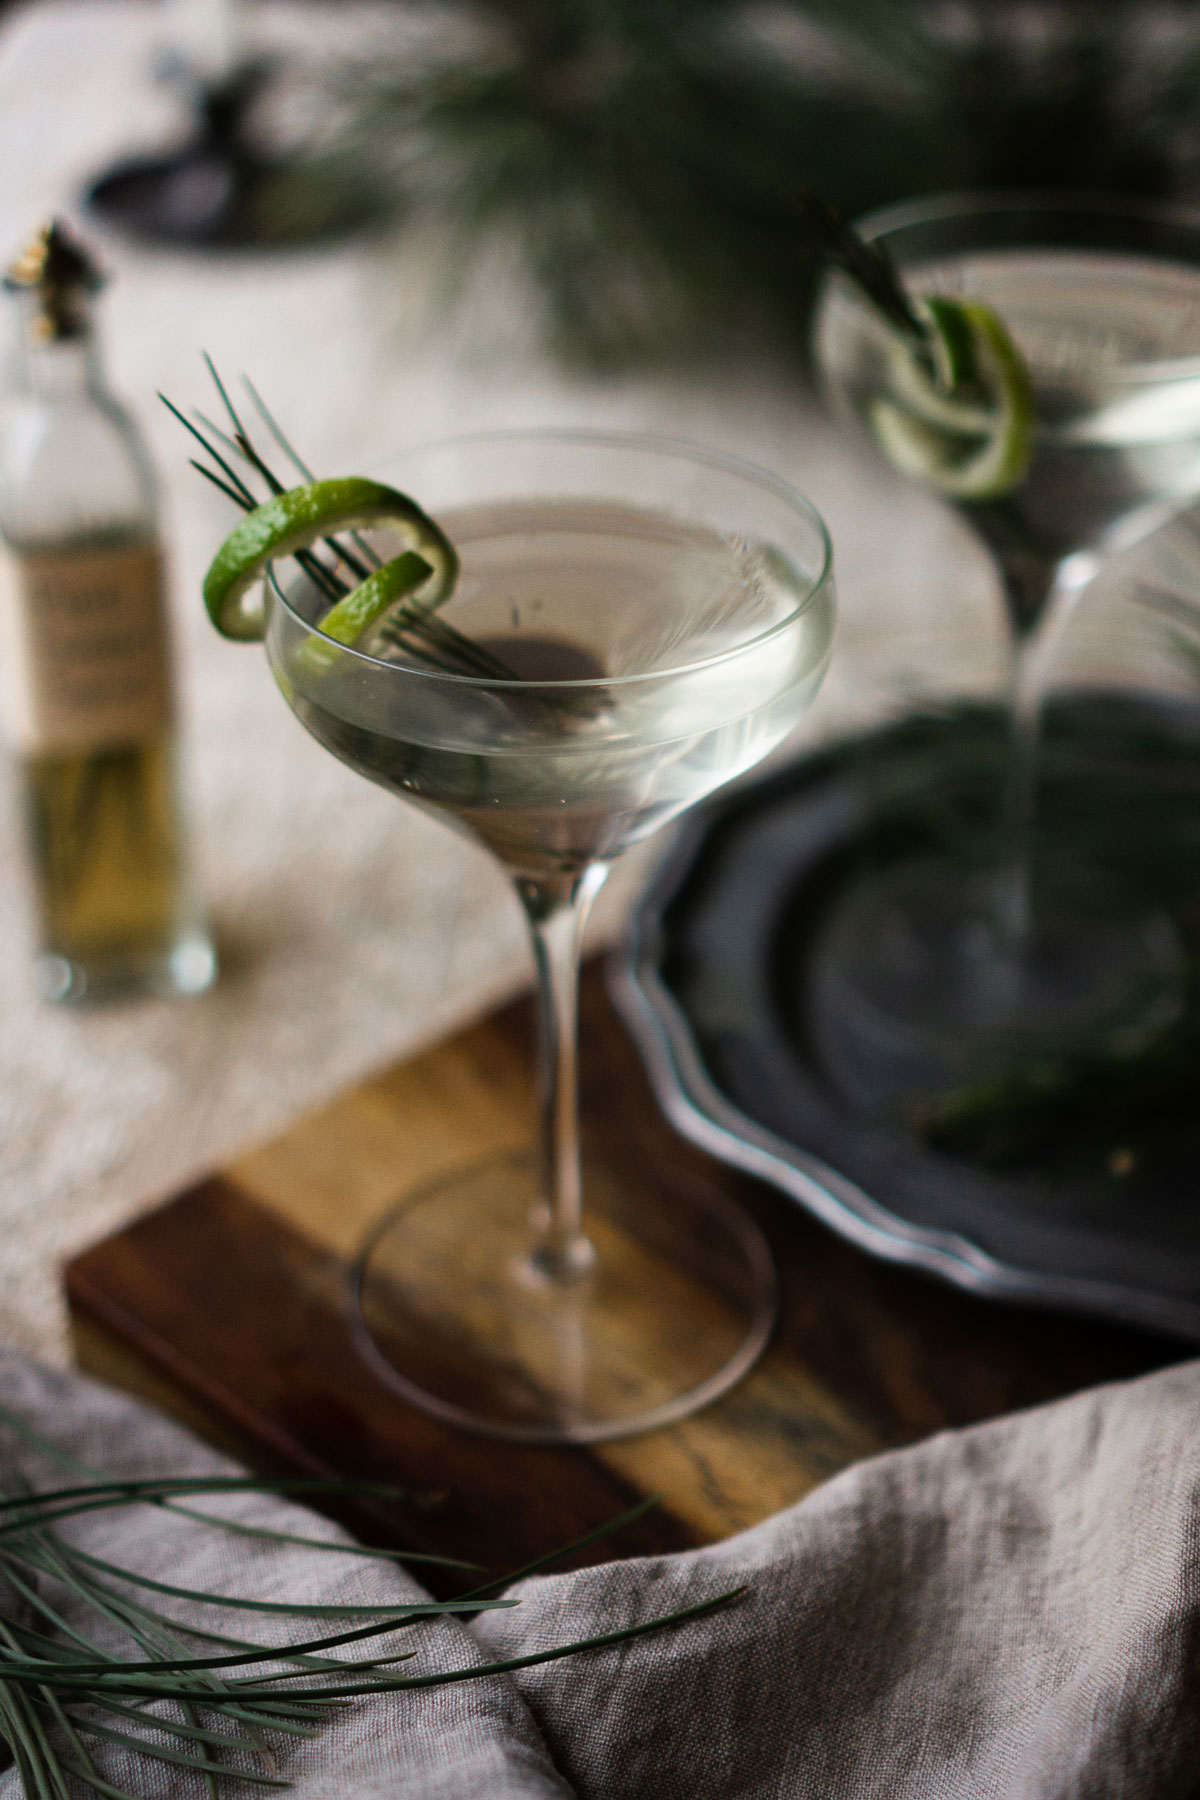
[813,194,1200,1111]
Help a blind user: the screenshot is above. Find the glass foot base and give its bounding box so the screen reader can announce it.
[349,1149,776,1444]
[37,929,218,1006]
[808,860,1185,1116]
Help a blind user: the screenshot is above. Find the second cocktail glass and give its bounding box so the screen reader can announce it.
[265,431,835,1441]
[814,194,1200,1110]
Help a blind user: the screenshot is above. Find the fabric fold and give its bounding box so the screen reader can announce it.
[475,1362,1200,1799]
[3,1349,1200,1798]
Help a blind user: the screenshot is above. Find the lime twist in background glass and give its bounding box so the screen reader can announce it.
[867,296,1033,501]
[799,192,1034,507]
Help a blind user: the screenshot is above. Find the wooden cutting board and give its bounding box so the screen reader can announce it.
[65,962,1181,1593]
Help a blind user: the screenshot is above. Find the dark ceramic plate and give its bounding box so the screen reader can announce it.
[610,693,1200,1340]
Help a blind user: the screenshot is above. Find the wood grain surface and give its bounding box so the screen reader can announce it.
[65,962,1184,1592]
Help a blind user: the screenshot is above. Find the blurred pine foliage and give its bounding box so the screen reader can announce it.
[323,0,1200,368]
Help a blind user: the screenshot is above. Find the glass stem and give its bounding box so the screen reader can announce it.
[515,862,609,1285]
[996,621,1043,949]
[994,552,1096,949]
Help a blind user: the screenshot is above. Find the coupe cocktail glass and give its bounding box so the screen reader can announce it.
[265,431,834,1441]
[813,194,1200,1109]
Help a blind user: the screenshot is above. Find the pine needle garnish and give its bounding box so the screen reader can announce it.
[795,189,927,346]
[163,364,518,681]
[0,1405,742,1797]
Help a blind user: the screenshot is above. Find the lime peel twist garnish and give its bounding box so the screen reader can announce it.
[201,475,459,644]
[868,296,1034,501]
[290,548,440,677]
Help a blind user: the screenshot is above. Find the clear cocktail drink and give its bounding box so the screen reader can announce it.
[821,245,1200,612]
[279,497,829,881]
[265,433,834,1441]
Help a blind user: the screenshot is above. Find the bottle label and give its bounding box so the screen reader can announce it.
[0,542,173,753]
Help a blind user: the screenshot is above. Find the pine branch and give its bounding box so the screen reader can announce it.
[0,1399,745,1798]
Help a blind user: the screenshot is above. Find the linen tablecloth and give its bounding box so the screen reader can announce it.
[2,1347,1198,1799]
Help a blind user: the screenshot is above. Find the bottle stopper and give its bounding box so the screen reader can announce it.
[4,221,104,342]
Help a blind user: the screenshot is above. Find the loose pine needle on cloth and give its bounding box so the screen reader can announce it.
[0,1385,739,1799]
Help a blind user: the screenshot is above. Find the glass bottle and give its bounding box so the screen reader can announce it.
[0,222,215,1002]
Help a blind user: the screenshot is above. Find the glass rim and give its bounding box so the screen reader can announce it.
[853,187,1200,245]
[845,188,1200,383]
[268,427,833,691]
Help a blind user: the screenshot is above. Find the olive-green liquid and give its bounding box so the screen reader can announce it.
[25,733,182,974]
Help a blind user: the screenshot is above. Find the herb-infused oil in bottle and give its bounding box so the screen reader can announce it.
[0,223,215,1002]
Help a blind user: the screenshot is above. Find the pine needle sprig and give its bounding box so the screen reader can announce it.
[793,190,926,345]
[165,365,521,682]
[0,1403,741,1797]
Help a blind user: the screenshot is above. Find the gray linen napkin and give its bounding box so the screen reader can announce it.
[2,1349,1199,1800]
